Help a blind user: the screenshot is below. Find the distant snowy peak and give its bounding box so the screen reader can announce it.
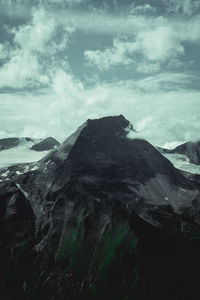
[170,141,200,165]
[158,141,200,174]
[0,136,60,152]
[159,141,200,165]
[0,136,60,170]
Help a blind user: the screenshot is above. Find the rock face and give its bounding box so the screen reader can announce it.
[31,137,60,151]
[0,115,200,300]
[159,141,200,165]
[0,138,20,150]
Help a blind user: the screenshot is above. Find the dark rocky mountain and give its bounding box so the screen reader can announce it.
[0,115,200,300]
[158,141,200,165]
[31,137,60,151]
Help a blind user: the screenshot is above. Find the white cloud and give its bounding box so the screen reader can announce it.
[44,0,84,4]
[0,130,11,138]
[0,43,9,60]
[13,9,56,53]
[59,12,154,35]
[178,16,200,43]
[0,0,86,7]
[84,37,136,71]
[129,3,157,15]
[134,116,153,132]
[165,0,200,17]
[81,9,200,73]
[130,72,198,92]
[88,82,200,147]
[0,8,74,88]
[0,2,199,151]
[0,9,54,88]
[51,68,83,102]
[1,4,200,43]
[136,62,160,74]
[137,26,184,62]
[84,25,185,72]
[1,71,199,148]
[0,53,42,88]
[57,10,200,50]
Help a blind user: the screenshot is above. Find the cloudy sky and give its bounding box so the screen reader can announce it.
[0,0,200,148]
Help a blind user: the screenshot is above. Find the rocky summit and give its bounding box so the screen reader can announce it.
[0,115,200,300]
[31,137,60,152]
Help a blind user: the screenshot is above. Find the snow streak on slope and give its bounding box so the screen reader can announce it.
[163,153,200,174]
[0,139,49,169]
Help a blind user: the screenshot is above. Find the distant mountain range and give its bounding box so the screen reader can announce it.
[0,116,200,300]
[0,136,60,152]
[0,137,60,169]
[158,141,200,165]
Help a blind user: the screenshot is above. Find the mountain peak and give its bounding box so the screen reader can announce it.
[86,114,134,135]
[41,115,134,166]
[38,115,184,197]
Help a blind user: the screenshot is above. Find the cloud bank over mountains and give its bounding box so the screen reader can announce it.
[0,0,200,147]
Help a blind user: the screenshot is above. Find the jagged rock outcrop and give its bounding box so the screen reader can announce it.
[0,138,21,150]
[0,115,200,300]
[31,137,60,151]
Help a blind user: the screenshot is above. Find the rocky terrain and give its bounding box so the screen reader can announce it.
[0,115,200,300]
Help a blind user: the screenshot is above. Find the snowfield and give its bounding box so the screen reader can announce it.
[0,139,50,169]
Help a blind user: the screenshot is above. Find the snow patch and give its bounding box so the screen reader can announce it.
[0,142,50,169]
[163,153,200,174]
[1,170,9,177]
[30,164,39,171]
[16,183,29,198]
